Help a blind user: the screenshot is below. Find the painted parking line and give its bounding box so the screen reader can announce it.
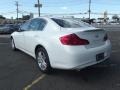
[23,74,46,90]
[0,43,9,45]
[0,35,10,38]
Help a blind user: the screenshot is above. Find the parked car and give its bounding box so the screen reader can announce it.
[11,17,111,73]
[0,24,5,34]
[0,24,19,34]
[0,24,5,28]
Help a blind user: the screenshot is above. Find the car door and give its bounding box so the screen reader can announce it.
[14,21,30,49]
[24,18,47,55]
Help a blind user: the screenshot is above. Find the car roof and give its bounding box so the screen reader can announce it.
[31,17,84,23]
[31,17,74,20]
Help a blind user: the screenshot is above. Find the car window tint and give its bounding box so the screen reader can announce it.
[29,19,46,31]
[29,19,40,30]
[52,18,91,28]
[21,21,30,31]
[38,19,46,30]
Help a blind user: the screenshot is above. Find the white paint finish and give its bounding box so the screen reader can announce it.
[11,17,111,70]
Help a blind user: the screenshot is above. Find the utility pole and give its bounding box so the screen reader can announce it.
[15,1,19,24]
[38,0,40,17]
[35,0,42,17]
[88,0,91,22]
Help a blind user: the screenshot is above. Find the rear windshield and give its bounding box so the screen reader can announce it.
[51,18,91,28]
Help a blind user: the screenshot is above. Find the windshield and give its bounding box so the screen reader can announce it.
[52,18,91,28]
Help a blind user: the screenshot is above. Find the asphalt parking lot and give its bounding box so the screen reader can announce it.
[0,26,120,90]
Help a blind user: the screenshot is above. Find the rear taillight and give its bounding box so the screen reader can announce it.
[104,34,108,41]
[60,34,89,45]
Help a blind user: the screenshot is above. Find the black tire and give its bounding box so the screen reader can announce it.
[36,47,52,73]
[11,38,17,51]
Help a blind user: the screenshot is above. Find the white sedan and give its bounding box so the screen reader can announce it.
[11,17,111,73]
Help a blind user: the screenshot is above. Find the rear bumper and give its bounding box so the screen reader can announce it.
[51,40,111,70]
[72,56,109,70]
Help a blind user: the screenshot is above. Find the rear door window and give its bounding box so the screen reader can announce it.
[20,21,30,31]
[29,18,47,31]
[38,19,46,30]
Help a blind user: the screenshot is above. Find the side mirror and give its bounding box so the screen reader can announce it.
[17,27,24,32]
[17,28,22,32]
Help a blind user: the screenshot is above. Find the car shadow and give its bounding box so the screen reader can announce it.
[50,59,118,83]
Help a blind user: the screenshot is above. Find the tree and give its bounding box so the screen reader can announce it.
[0,15,6,19]
[112,14,119,21]
[22,15,30,20]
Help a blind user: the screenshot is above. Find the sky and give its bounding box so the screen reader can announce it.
[0,0,120,19]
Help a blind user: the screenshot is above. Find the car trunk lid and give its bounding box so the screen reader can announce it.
[75,29,106,48]
[61,27,106,48]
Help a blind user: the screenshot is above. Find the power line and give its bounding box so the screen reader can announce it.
[0,11,16,15]
[2,10,120,16]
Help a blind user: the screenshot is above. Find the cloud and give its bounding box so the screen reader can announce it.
[61,6,68,10]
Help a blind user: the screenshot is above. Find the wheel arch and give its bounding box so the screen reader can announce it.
[10,36,13,39]
[34,44,52,67]
[35,44,45,55]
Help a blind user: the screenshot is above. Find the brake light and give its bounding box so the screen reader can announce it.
[104,34,108,41]
[60,34,89,45]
